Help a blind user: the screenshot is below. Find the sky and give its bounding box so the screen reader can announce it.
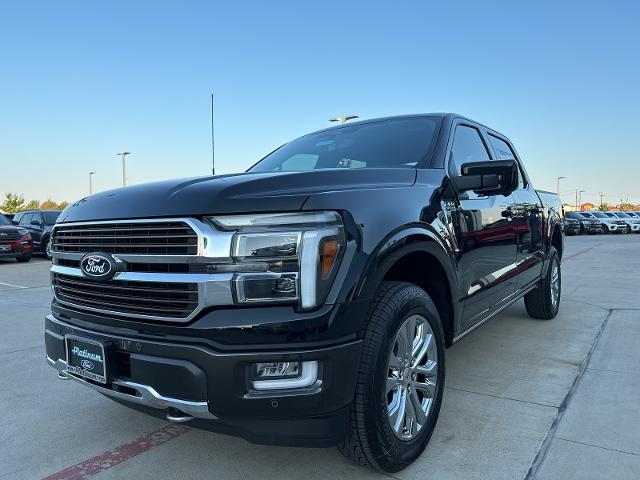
[1,0,639,208]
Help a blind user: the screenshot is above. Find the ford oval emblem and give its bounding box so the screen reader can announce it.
[81,359,95,370]
[80,252,117,281]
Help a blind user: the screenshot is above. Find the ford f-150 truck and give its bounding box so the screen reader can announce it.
[45,113,563,472]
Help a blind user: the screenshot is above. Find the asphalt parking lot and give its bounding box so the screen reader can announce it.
[1,235,639,480]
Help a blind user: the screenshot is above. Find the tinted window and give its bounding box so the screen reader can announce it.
[0,215,11,226]
[581,213,594,218]
[42,211,61,225]
[19,213,33,226]
[614,212,631,218]
[488,134,515,160]
[591,212,608,218]
[13,212,24,223]
[250,117,442,172]
[450,125,490,174]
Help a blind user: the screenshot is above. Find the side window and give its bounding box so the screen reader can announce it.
[278,153,319,172]
[19,213,33,226]
[450,125,491,175]
[488,134,526,189]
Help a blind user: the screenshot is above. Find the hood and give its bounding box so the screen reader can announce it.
[58,168,417,223]
[0,225,26,238]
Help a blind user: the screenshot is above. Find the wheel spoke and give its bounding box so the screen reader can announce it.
[388,387,407,433]
[409,387,428,425]
[388,353,403,370]
[412,333,433,367]
[404,391,418,436]
[413,378,436,399]
[415,359,437,378]
[395,327,411,361]
[386,377,401,394]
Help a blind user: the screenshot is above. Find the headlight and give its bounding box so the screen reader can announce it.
[206,211,345,309]
[17,228,28,235]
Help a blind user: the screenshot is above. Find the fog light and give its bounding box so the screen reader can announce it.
[251,360,319,391]
[255,361,300,379]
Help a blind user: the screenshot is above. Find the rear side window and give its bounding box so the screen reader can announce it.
[487,135,515,160]
[450,125,490,175]
[488,134,526,189]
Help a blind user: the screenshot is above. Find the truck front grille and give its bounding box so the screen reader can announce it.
[52,221,198,255]
[53,273,199,319]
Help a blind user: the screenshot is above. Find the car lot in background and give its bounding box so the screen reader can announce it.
[564,211,601,234]
[563,217,581,235]
[582,211,627,234]
[12,209,61,258]
[0,214,33,262]
[3,234,640,479]
[605,211,640,233]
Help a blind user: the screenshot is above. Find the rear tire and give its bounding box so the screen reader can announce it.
[338,281,445,473]
[17,254,32,263]
[524,247,561,320]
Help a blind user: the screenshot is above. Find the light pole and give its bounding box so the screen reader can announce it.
[89,171,96,195]
[329,115,359,124]
[117,152,131,187]
[556,176,566,194]
[578,190,586,211]
[599,192,605,209]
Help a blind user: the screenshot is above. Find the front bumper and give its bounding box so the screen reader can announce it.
[0,239,33,257]
[45,313,361,447]
[582,223,600,233]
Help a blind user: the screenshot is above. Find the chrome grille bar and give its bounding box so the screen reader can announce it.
[52,221,198,255]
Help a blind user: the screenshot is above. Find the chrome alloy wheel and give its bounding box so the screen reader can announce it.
[550,260,560,308]
[386,314,438,441]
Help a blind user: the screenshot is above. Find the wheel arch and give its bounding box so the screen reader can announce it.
[355,228,460,346]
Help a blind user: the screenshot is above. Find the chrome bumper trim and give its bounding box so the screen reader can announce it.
[47,356,217,420]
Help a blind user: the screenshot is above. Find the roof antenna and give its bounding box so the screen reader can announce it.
[211,93,215,175]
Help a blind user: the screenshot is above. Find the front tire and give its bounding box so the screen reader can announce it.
[44,236,52,260]
[338,282,445,473]
[524,246,561,320]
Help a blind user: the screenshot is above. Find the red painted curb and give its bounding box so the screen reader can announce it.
[42,424,191,480]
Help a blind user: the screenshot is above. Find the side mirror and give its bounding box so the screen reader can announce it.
[31,220,42,227]
[454,159,519,197]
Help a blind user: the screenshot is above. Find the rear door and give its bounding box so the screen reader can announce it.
[486,133,544,289]
[448,122,519,326]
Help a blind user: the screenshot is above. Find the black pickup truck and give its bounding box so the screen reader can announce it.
[45,114,563,472]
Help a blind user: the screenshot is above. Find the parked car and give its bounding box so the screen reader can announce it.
[605,211,640,233]
[582,211,626,234]
[12,210,61,258]
[45,114,564,472]
[0,214,33,262]
[564,211,601,234]
[562,217,581,235]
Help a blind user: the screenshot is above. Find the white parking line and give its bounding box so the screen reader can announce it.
[0,281,29,289]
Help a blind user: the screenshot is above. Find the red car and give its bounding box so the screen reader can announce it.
[0,214,34,262]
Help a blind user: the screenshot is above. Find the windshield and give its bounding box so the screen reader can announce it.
[0,215,11,226]
[580,213,594,218]
[614,212,631,218]
[42,211,61,225]
[249,117,442,173]
[591,212,608,218]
